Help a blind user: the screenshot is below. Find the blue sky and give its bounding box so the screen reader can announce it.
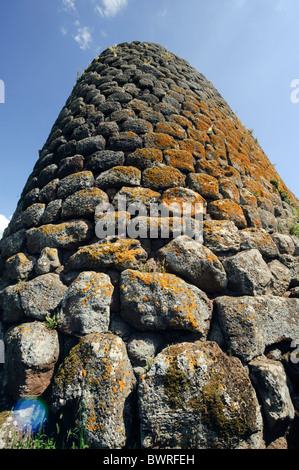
[0,0,298,235]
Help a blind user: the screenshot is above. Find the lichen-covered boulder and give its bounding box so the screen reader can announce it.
[120,269,212,335]
[58,271,114,336]
[0,273,67,323]
[249,357,295,433]
[215,296,299,362]
[138,341,264,449]
[51,333,136,449]
[157,235,227,293]
[66,237,148,272]
[4,322,59,400]
[223,249,273,295]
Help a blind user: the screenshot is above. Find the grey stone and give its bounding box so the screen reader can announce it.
[268,260,291,296]
[76,135,106,156]
[223,249,273,295]
[58,271,114,336]
[203,220,240,254]
[120,269,212,335]
[157,235,227,293]
[57,171,95,199]
[138,341,263,449]
[249,357,295,432]
[66,237,148,272]
[215,295,299,362]
[26,220,93,253]
[96,166,141,189]
[85,150,125,173]
[4,321,59,400]
[51,333,136,449]
[36,247,61,275]
[5,252,35,281]
[62,188,109,220]
[272,233,295,255]
[239,228,279,258]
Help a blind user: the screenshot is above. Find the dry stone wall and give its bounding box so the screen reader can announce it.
[0,41,299,449]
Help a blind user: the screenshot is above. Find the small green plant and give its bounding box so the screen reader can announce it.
[270,178,280,190]
[290,224,299,238]
[45,311,60,330]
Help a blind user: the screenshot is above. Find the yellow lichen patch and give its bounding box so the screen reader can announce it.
[209,199,247,229]
[156,122,186,140]
[169,114,193,130]
[144,132,177,150]
[143,165,185,190]
[178,139,205,158]
[193,113,214,132]
[161,187,206,216]
[187,173,219,200]
[163,149,194,173]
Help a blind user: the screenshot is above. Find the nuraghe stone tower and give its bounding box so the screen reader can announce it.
[1,41,299,450]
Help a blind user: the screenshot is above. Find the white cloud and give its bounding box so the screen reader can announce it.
[61,26,68,35]
[62,0,77,11]
[0,215,9,239]
[95,0,128,18]
[74,25,93,50]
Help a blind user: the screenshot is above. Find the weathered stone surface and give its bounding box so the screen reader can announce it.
[203,220,240,254]
[112,186,161,211]
[4,322,59,400]
[120,269,212,335]
[26,220,93,253]
[157,235,227,293]
[5,252,35,281]
[36,247,61,275]
[1,273,66,323]
[66,237,148,272]
[96,166,141,189]
[223,249,273,295]
[0,229,26,259]
[239,228,279,258]
[58,271,113,336]
[1,41,299,449]
[57,171,95,199]
[127,332,164,368]
[62,187,109,220]
[268,259,291,296]
[186,173,220,200]
[249,358,295,432]
[139,341,263,449]
[215,295,299,362]
[85,150,125,173]
[51,333,136,449]
[142,164,185,190]
[160,187,206,216]
[272,233,295,255]
[208,199,247,229]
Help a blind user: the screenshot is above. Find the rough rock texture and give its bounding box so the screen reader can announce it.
[0,41,299,449]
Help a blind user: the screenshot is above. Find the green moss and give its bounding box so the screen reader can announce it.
[188,374,246,439]
[162,350,189,410]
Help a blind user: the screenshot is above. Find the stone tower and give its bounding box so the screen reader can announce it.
[0,41,299,449]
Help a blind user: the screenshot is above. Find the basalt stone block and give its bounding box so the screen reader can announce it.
[139,341,263,449]
[4,321,59,400]
[120,269,212,335]
[50,333,136,449]
[26,220,94,253]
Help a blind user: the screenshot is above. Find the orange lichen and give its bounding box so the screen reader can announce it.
[163,149,194,172]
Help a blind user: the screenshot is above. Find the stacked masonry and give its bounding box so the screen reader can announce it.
[0,41,299,449]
